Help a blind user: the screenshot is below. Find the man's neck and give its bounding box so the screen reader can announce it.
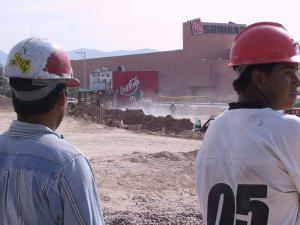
[238,86,271,108]
[17,114,57,131]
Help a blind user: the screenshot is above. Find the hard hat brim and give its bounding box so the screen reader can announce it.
[227,56,300,67]
[66,78,80,87]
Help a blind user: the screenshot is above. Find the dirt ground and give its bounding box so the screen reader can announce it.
[0,96,210,224]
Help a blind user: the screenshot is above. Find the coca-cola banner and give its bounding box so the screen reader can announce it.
[112,71,159,106]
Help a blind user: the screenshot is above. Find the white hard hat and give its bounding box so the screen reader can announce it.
[4,37,80,87]
[5,37,80,101]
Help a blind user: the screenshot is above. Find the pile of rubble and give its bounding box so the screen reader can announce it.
[70,104,203,139]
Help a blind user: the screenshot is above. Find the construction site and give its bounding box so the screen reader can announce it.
[0,19,238,224]
[0,91,227,224]
[0,64,226,225]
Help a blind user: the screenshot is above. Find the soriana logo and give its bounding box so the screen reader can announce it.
[190,18,203,35]
[120,76,141,96]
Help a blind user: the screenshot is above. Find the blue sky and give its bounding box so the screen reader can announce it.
[1,0,299,53]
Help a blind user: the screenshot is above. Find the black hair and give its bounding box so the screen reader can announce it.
[9,78,66,119]
[232,63,278,94]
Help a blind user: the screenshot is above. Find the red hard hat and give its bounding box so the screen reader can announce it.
[228,22,300,67]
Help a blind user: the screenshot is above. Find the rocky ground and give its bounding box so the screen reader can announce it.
[97,151,203,225]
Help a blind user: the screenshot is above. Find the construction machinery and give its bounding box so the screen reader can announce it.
[193,116,215,133]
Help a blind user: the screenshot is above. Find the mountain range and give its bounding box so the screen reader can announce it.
[0,48,158,65]
[68,48,157,60]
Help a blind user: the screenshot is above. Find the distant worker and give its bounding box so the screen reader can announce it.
[193,119,202,131]
[195,22,300,225]
[169,102,176,117]
[0,37,104,225]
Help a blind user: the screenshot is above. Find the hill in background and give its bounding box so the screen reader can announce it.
[0,48,158,65]
[68,48,157,60]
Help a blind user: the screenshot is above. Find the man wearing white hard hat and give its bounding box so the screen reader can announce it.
[0,37,105,225]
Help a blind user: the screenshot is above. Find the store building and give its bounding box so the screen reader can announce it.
[71,19,246,101]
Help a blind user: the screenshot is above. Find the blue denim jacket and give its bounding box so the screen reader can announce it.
[0,120,105,225]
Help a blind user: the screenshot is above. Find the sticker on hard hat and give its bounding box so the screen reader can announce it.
[10,53,31,74]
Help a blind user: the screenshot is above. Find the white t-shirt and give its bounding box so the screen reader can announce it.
[195,107,300,225]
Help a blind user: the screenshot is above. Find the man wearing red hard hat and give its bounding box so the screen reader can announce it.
[0,37,104,225]
[195,22,300,225]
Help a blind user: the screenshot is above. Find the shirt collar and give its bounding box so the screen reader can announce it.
[228,102,267,110]
[6,120,62,138]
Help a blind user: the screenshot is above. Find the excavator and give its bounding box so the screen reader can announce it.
[193,115,215,133]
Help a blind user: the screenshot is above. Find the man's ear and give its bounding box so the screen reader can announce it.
[251,69,268,90]
[57,90,67,107]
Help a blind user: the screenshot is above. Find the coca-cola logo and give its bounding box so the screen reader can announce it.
[120,76,141,96]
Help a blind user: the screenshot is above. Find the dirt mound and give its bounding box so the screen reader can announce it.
[102,108,193,134]
[126,151,184,163]
[125,151,198,163]
[71,104,196,136]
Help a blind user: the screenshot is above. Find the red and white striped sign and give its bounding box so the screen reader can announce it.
[190,18,203,35]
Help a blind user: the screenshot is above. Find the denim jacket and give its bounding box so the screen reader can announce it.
[0,120,105,225]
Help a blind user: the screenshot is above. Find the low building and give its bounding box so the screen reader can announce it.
[71,19,246,102]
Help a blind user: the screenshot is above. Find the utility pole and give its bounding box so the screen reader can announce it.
[75,51,87,89]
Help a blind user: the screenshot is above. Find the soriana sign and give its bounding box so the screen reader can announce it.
[190,18,246,35]
[112,71,159,104]
[190,18,203,35]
